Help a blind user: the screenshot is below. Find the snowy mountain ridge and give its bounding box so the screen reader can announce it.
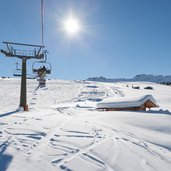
[87,74,171,83]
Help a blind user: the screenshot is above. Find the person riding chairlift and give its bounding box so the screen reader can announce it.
[38,66,46,77]
[37,66,47,87]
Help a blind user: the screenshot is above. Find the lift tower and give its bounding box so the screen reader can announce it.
[1,42,45,111]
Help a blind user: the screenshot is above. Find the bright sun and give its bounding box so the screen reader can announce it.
[64,17,80,35]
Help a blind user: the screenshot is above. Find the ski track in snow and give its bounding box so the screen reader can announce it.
[0,79,171,171]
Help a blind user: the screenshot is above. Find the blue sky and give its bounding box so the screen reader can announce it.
[0,0,171,80]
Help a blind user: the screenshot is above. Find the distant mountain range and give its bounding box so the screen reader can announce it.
[87,74,171,83]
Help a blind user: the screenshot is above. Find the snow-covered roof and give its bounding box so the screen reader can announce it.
[97,95,159,109]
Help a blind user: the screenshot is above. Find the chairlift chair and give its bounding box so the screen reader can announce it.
[13,70,22,77]
[32,60,52,75]
[13,62,22,76]
[13,69,30,77]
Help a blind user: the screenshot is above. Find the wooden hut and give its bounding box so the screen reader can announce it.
[97,95,159,111]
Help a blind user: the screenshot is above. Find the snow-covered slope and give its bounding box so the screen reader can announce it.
[0,78,171,171]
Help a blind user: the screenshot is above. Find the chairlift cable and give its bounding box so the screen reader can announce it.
[41,0,44,47]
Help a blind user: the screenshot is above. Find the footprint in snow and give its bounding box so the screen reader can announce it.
[122,138,129,141]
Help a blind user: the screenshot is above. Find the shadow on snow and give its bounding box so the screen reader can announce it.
[146,109,171,115]
[0,141,13,171]
[0,110,18,118]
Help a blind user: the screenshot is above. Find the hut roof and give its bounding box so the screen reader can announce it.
[97,95,159,109]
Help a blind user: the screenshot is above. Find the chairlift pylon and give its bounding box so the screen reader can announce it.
[0,0,48,111]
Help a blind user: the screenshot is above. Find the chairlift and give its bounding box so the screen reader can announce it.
[32,60,52,75]
[32,49,52,75]
[13,62,22,76]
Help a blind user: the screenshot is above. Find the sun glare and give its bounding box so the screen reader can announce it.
[64,17,80,35]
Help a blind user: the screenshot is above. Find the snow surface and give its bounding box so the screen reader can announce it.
[0,78,171,171]
[97,94,158,109]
